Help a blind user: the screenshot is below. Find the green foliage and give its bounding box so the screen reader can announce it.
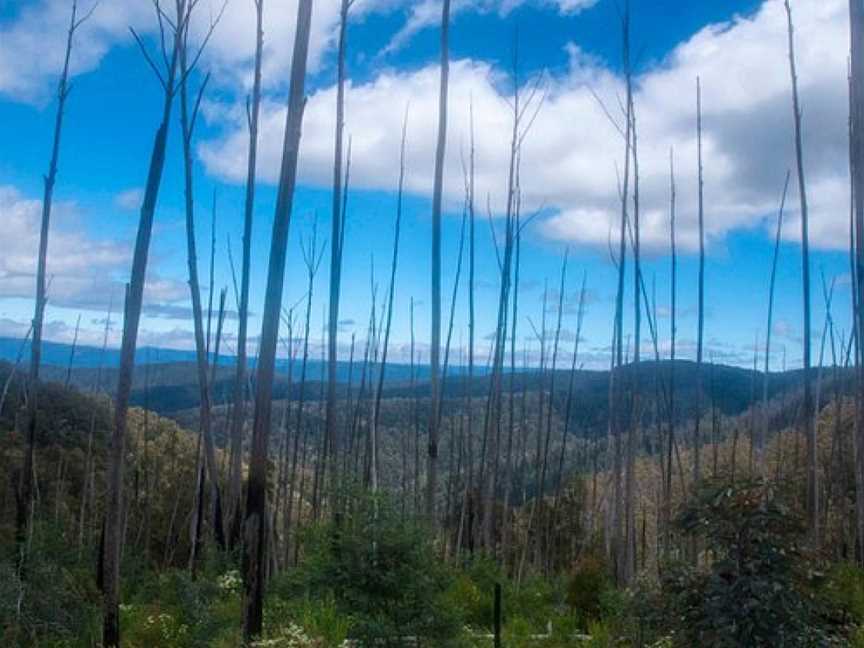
[0,521,101,647]
[274,490,462,646]
[821,562,864,623]
[566,554,610,627]
[660,479,832,647]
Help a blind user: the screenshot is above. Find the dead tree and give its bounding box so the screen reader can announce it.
[848,0,864,565]
[325,0,356,502]
[285,223,324,564]
[664,148,677,551]
[427,0,452,521]
[78,298,113,555]
[227,0,265,549]
[103,1,219,642]
[20,0,94,541]
[694,77,706,498]
[785,0,817,542]
[371,112,409,494]
[242,0,313,639]
[178,15,226,552]
[625,75,641,582]
[608,4,633,585]
[761,172,791,473]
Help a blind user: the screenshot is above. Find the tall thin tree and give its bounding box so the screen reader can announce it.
[427,0,452,521]
[785,0,817,542]
[761,172,791,474]
[20,0,94,541]
[228,0,265,549]
[848,0,864,565]
[243,0,313,638]
[325,0,356,500]
[178,14,226,551]
[103,2,218,642]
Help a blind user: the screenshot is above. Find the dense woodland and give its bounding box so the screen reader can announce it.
[5,0,864,646]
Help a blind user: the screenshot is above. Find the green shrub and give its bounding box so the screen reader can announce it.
[821,562,864,623]
[275,490,462,646]
[566,554,610,627]
[661,479,833,647]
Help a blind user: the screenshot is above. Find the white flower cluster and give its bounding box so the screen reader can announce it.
[217,569,243,594]
[144,612,189,641]
[251,623,317,648]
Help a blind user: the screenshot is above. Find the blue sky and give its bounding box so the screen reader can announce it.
[0,0,854,370]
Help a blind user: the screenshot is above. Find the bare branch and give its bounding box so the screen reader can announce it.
[130,27,167,89]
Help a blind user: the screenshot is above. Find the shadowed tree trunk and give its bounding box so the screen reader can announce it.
[243,0,313,639]
[427,0,451,521]
[103,0,214,641]
[228,0,265,551]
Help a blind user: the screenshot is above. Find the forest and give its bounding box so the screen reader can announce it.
[3,0,864,646]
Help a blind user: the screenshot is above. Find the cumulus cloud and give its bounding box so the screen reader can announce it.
[0,0,402,103]
[0,185,191,319]
[201,0,851,254]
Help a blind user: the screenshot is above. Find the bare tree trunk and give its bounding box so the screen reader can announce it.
[553,273,587,505]
[848,0,864,566]
[371,114,409,495]
[243,0,313,638]
[325,0,354,504]
[625,77,640,582]
[103,0,198,640]
[609,5,633,583]
[785,0,817,543]
[427,0,451,521]
[285,228,323,565]
[694,77,706,497]
[501,210,522,566]
[79,301,112,555]
[179,29,225,552]
[664,148,677,554]
[228,0,264,550]
[21,0,91,542]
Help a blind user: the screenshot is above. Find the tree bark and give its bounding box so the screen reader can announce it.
[243,0,313,638]
[103,2,184,641]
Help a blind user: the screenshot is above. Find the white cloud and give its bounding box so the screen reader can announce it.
[201,0,852,253]
[0,185,189,318]
[0,0,401,103]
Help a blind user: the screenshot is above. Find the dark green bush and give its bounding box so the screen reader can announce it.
[660,479,832,647]
[274,490,463,646]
